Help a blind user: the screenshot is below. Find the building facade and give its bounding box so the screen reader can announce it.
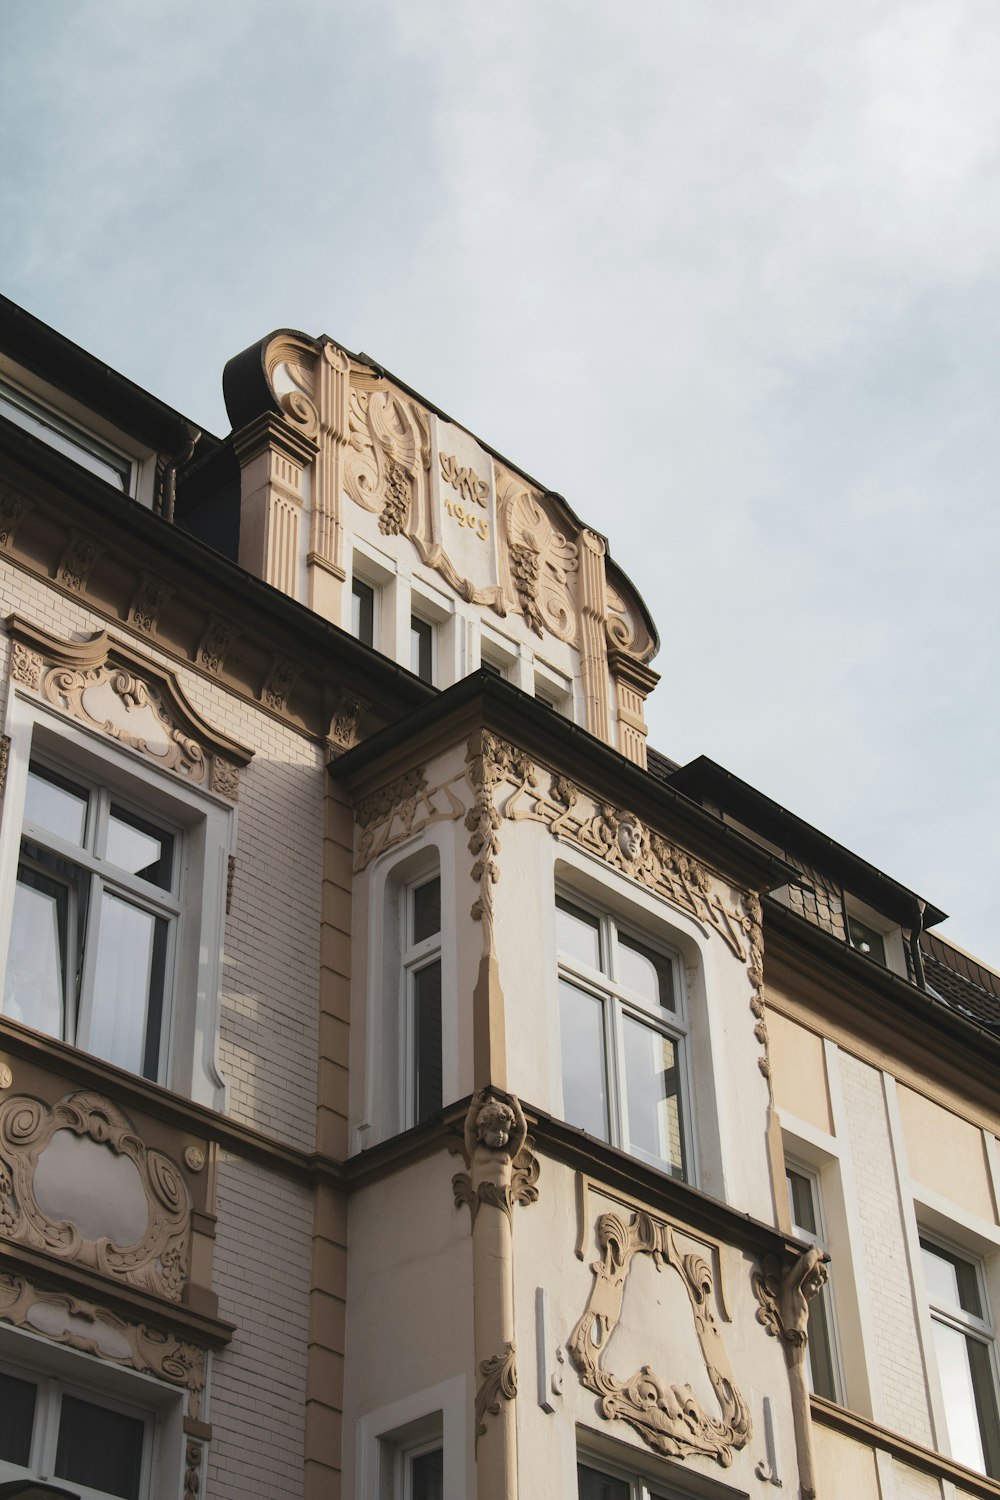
[0,294,997,1500]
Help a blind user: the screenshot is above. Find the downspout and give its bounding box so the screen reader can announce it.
[161,423,201,524]
[909,898,927,989]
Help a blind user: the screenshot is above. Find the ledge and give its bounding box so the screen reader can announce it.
[811,1395,1000,1498]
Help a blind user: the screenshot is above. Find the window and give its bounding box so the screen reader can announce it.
[556,894,686,1177]
[921,1237,1000,1476]
[410,615,434,684]
[3,759,178,1080]
[577,1458,724,1499]
[403,874,442,1126]
[846,912,887,966]
[0,376,132,492]
[786,1165,839,1401]
[402,1440,443,1500]
[0,1365,151,1500]
[352,577,376,648]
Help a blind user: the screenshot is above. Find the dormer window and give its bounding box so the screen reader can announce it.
[0,376,132,492]
[846,912,887,966]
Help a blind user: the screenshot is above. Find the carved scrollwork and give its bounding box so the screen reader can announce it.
[58,532,102,592]
[500,763,749,960]
[475,1340,517,1446]
[44,663,208,782]
[129,575,172,636]
[570,1210,752,1467]
[198,618,234,676]
[742,892,771,1086]
[497,469,579,643]
[465,732,537,953]
[0,1270,206,1418]
[752,1246,829,1362]
[0,1092,192,1303]
[353,766,466,871]
[10,641,41,689]
[346,384,423,517]
[0,489,27,549]
[261,655,298,713]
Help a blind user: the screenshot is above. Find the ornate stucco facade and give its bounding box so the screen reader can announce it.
[0,293,997,1500]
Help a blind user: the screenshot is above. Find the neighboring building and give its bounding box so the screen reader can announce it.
[0,293,996,1500]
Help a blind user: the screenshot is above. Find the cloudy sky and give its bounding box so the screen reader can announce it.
[2,2,998,964]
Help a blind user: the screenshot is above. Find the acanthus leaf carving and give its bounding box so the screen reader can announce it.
[353,765,466,871]
[10,640,41,689]
[569,1210,752,1467]
[474,1340,517,1446]
[497,469,579,644]
[464,732,536,953]
[0,1091,192,1304]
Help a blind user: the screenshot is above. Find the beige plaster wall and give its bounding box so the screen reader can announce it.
[897,1084,997,1226]
[768,1009,833,1136]
[811,1423,880,1500]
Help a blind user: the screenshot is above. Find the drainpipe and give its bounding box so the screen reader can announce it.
[909,898,927,989]
[161,423,201,524]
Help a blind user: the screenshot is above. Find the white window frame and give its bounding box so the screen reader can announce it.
[351,572,378,650]
[534,660,573,718]
[843,894,906,975]
[784,1158,844,1404]
[919,1231,1000,1477]
[0,360,157,505]
[555,884,691,1180]
[356,1375,465,1500]
[576,1441,749,1498]
[409,612,435,685]
[0,1326,184,1500]
[0,690,233,1107]
[401,868,442,1128]
[357,832,457,1147]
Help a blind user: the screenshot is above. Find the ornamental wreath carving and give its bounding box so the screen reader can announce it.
[0,1091,192,1304]
[569,1209,752,1467]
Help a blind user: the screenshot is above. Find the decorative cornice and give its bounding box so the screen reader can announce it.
[4,614,252,798]
[0,1268,206,1419]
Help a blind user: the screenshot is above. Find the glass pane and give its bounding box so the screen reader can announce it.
[929,1317,990,1474]
[107,805,174,890]
[24,763,89,845]
[88,892,168,1077]
[806,1285,839,1401]
[847,914,887,965]
[577,1463,629,1500]
[412,877,441,944]
[411,1446,444,1500]
[55,1393,144,1500]
[922,1241,983,1318]
[968,1334,1000,1478]
[0,1369,37,1465]
[3,863,71,1038]
[413,959,442,1124]
[351,578,374,646]
[618,932,675,1012]
[622,1014,684,1176]
[787,1168,818,1236]
[556,900,601,971]
[559,981,608,1141]
[410,616,433,682]
[0,378,131,490]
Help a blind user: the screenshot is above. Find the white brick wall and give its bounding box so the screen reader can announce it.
[839,1051,934,1445]
[0,561,323,1150]
[208,1154,313,1500]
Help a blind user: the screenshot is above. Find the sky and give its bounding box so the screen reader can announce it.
[1,1,998,965]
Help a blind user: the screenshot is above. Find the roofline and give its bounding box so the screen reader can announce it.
[669,754,947,929]
[0,293,221,456]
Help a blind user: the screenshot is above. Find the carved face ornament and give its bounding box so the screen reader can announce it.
[476,1099,516,1150]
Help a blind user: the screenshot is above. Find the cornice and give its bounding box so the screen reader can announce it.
[0,1238,235,1349]
[762,898,1000,1091]
[811,1395,1000,1498]
[330,672,798,898]
[0,422,434,738]
[344,1097,803,1263]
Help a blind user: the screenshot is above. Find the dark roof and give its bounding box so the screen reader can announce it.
[921,932,1000,1033]
[668,755,946,929]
